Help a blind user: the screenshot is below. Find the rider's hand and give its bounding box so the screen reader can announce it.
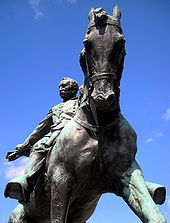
[5,144,24,162]
[15,143,24,152]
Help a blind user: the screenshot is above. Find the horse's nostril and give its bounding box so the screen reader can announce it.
[107,93,115,102]
[93,93,115,103]
[97,95,105,101]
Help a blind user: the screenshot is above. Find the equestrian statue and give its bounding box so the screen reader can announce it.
[5,6,167,223]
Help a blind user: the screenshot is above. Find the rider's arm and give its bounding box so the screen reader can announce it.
[22,109,53,148]
[6,108,54,161]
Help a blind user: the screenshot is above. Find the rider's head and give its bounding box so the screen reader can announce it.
[59,77,78,101]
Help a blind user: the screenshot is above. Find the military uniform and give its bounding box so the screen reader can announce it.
[21,97,78,153]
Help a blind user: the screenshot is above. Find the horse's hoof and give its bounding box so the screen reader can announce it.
[153,187,166,205]
[4,175,30,202]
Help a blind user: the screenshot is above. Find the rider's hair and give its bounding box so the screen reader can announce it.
[60,77,79,97]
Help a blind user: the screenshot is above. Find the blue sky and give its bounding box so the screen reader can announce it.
[0,0,170,222]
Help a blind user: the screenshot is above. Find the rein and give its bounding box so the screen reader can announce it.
[90,72,117,83]
[74,114,119,133]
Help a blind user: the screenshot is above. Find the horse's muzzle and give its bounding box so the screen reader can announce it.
[92,92,116,111]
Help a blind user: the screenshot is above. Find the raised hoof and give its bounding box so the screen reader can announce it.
[4,176,29,202]
[153,187,166,205]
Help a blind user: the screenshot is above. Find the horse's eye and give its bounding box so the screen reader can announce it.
[109,38,125,59]
[117,38,125,48]
[87,29,91,35]
[84,39,92,49]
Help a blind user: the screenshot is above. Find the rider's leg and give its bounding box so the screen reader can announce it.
[4,130,61,202]
[23,130,61,179]
[4,138,49,202]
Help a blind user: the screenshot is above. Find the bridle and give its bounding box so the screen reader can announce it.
[87,18,122,32]
[74,113,121,133]
[84,51,118,99]
[83,19,122,89]
[76,19,122,130]
[90,72,117,83]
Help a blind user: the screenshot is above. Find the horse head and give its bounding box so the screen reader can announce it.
[80,6,126,112]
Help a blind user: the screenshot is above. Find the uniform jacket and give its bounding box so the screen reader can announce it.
[22,98,78,147]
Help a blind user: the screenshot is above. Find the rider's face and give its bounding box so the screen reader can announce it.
[59,80,72,100]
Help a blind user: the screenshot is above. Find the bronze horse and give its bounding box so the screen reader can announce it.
[8,6,166,223]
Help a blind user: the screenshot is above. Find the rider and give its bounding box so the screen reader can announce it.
[4,77,79,203]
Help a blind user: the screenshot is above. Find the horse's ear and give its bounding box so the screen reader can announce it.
[112,5,121,22]
[88,8,95,23]
[79,48,87,75]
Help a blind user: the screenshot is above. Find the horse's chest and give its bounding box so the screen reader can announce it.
[102,128,137,175]
[74,137,134,179]
[60,121,136,182]
[74,139,98,175]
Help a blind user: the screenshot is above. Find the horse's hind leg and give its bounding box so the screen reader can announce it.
[118,160,167,223]
[50,166,70,223]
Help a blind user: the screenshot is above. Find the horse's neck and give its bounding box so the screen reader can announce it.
[75,104,120,128]
[75,105,97,127]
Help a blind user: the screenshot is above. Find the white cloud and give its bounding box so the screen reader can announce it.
[28,0,77,18]
[152,131,163,137]
[167,197,170,209]
[162,108,170,121]
[144,137,154,144]
[3,157,29,180]
[20,157,29,164]
[29,0,44,19]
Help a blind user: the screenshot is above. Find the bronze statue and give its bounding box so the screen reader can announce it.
[5,77,79,203]
[5,6,167,223]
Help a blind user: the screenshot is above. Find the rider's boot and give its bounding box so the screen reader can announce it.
[4,150,45,203]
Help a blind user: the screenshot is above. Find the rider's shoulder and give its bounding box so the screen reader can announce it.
[51,103,62,111]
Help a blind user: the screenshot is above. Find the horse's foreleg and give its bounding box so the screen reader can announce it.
[146,181,166,205]
[119,160,167,223]
[50,166,70,223]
